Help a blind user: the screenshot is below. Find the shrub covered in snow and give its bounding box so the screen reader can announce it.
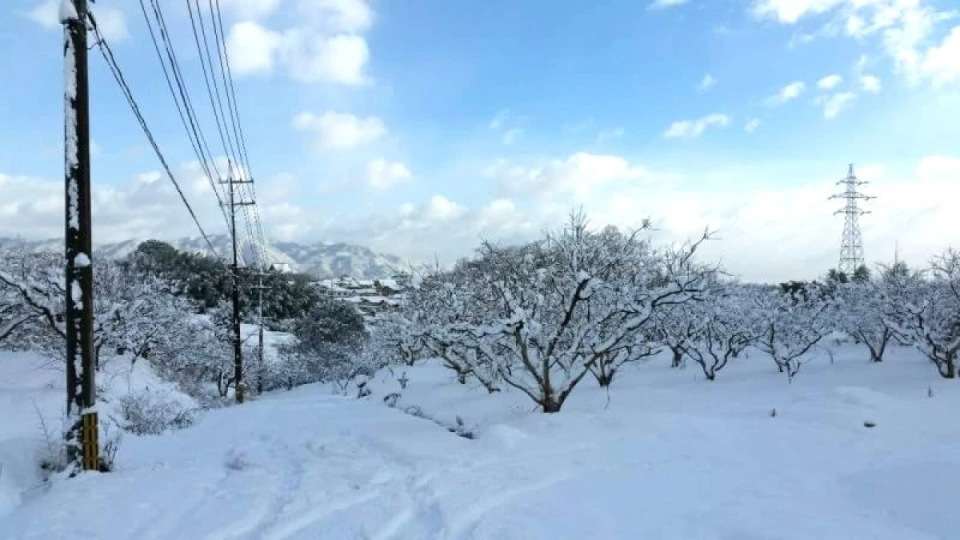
[117,389,196,435]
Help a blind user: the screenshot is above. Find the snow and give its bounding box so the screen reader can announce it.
[74,253,90,268]
[1,346,959,539]
[0,352,197,518]
[58,0,77,23]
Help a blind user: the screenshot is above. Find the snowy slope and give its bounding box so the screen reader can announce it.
[0,352,197,518]
[1,345,959,539]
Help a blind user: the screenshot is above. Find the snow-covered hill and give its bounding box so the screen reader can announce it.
[0,236,415,280]
[2,345,958,539]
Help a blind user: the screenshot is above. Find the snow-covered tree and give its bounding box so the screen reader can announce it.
[0,250,67,352]
[366,311,425,367]
[654,301,698,369]
[835,280,896,363]
[678,286,755,381]
[884,250,960,379]
[0,250,200,369]
[751,282,834,380]
[408,212,712,412]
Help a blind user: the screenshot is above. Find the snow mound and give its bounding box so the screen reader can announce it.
[0,352,197,519]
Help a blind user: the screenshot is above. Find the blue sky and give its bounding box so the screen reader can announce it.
[1,0,959,282]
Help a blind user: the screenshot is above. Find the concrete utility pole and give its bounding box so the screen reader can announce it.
[221,160,254,403]
[252,269,271,394]
[61,0,99,471]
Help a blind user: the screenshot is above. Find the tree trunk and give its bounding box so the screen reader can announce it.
[937,356,957,379]
[592,358,615,387]
[540,395,562,413]
[670,347,684,368]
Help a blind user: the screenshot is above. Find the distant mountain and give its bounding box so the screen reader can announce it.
[0,235,416,280]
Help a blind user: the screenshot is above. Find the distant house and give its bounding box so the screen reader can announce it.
[314,273,411,321]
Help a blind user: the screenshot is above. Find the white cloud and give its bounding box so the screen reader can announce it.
[5,154,960,284]
[366,159,412,190]
[745,118,762,132]
[916,155,960,177]
[663,114,731,138]
[294,154,960,283]
[859,74,883,92]
[226,22,281,76]
[596,128,625,142]
[921,25,960,86]
[279,31,370,84]
[817,74,843,89]
[489,110,510,130]
[487,152,651,201]
[752,0,846,24]
[769,81,806,104]
[752,0,959,87]
[298,0,374,33]
[224,0,373,84]
[650,0,689,9]
[815,92,858,118]
[293,111,387,151]
[218,0,283,20]
[698,74,717,90]
[501,129,522,145]
[27,1,128,41]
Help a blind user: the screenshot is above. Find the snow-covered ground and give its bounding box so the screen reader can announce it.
[1,345,958,539]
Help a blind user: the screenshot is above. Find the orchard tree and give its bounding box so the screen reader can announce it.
[411,212,712,412]
[751,282,834,380]
[655,301,698,369]
[0,250,68,352]
[884,250,960,379]
[836,280,896,363]
[678,286,755,381]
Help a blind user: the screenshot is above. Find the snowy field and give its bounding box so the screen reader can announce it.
[1,345,958,540]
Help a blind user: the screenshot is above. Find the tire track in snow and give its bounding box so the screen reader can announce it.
[441,473,578,540]
[234,438,305,540]
[369,443,599,540]
[259,488,384,540]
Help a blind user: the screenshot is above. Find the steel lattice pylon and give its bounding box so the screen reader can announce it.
[830,164,875,275]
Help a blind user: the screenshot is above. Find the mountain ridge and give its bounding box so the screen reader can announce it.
[0,235,415,280]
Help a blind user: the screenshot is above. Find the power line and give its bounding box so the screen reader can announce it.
[138,0,231,233]
[88,12,225,262]
[187,0,239,168]
[209,0,268,266]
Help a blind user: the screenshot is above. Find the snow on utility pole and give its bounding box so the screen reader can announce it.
[61,0,99,470]
[221,160,254,403]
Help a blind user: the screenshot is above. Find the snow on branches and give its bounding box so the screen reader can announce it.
[883,250,960,379]
[405,212,714,412]
[750,282,835,381]
[676,285,755,381]
[834,280,897,363]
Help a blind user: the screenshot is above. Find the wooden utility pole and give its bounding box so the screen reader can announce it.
[221,161,254,403]
[61,0,99,471]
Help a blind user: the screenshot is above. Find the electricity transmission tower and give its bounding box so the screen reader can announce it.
[830,164,874,275]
